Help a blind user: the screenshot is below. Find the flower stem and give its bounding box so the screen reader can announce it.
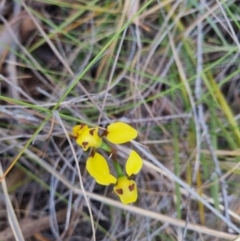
[99,142,112,153]
[113,160,124,178]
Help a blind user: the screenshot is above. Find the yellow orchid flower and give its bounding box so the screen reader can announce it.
[106,122,138,144]
[72,124,102,151]
[72,124,88,138]
[72,122,138,151]
[86,150,142,204]
[113,177,137,204]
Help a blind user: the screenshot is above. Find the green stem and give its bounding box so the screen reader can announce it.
[112,160,124,178]
[99,141,124,177]
[99,141,112,153]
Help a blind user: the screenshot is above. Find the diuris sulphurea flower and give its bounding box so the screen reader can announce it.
[72,124,102,151]
[72,121,141,204]
[72,122,138,151]
[86,150,142,204]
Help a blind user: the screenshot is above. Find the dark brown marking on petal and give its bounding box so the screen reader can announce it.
[89,129,95,136]
[80,124,85,129]
[128,183,135,192]
[90,150,95,158]
[115,189,123,195]
[70,134,77,140]
[102,130,108,137]
[82,142,88,148]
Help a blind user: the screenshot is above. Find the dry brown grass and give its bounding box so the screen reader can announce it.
[0,0,240,240]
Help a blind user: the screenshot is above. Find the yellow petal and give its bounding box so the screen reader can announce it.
[76,127,102,151]
[113,176,138,204]
[86,152,117,185]
[125,150,142,176]
[72,124,88,138]
[106,122,138,144]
